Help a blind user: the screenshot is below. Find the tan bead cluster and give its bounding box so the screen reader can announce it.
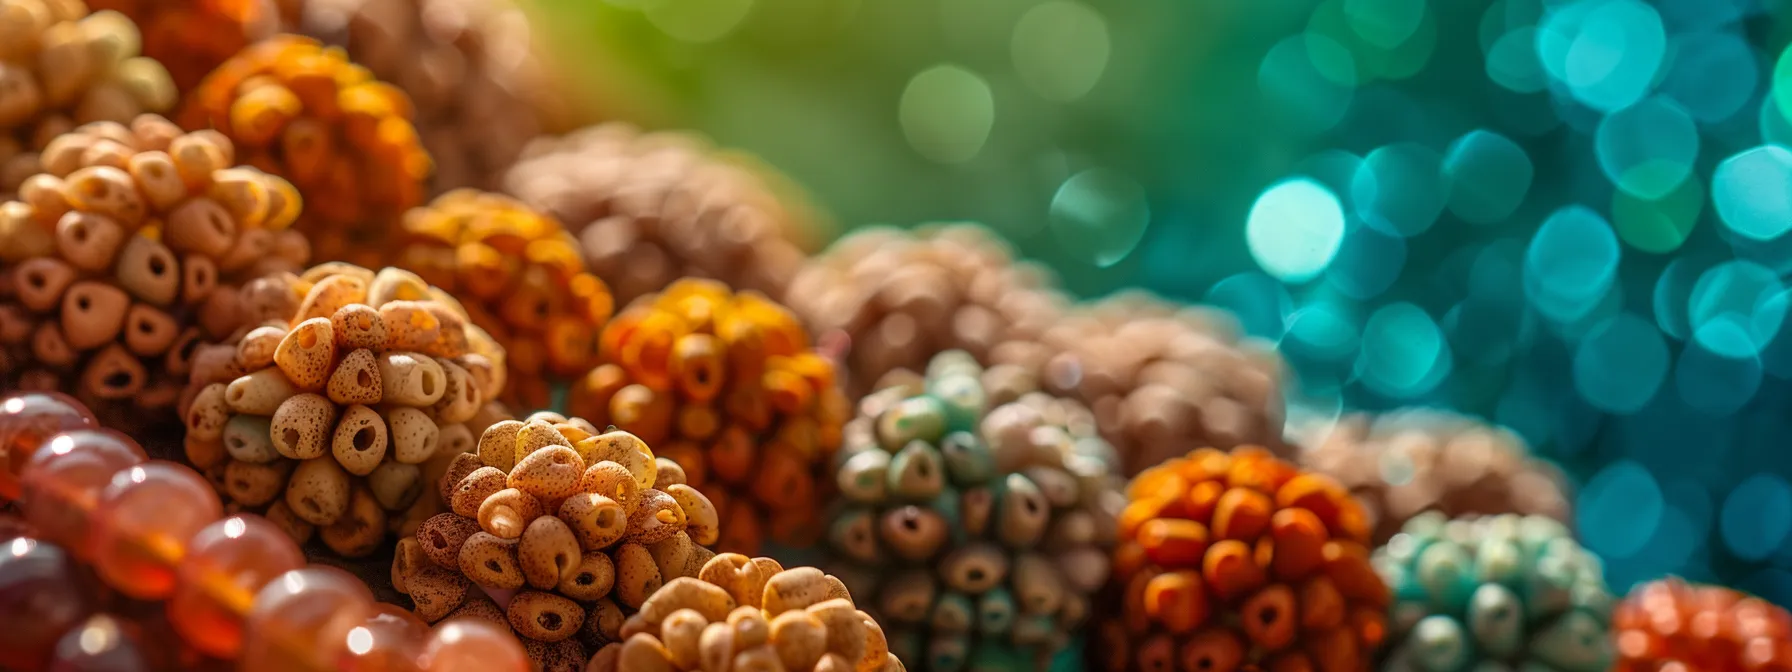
[503,123,818,307]
[783,224,1068,398]
[397,189,615,409]
[1293,408,1572,544]
[587,554,905,672]
[567,278,850,557]
[0,113,303,419]
[390,417,724,669]
[1035,291,1290,476]
[0,0,176,195]
[294,0,555,192]
[179,33,432,269]
[83,0,280,92]
[181,263,509,557]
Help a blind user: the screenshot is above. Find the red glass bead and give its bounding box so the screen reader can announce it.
[340,604,429,672]
[417,619,531,672]
[239,567,377,672]
[48,614,149,672]
[88,462,222,600]
[0,538,94,671]
[169,516,306,659]
[0,393,96,500]
[20,430,147,559]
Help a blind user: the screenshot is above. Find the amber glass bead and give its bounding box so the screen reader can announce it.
[0,538,95,671]
[240,566,378,672]
[19,429,146,559]
[181,35,432,269]
[417,619,530,672]
[1615,578,1792,672]
[340,603,429,672]
[48,614,150,672]
[88,461,222,600]
[169,515,305,659]
[0,392,97,500]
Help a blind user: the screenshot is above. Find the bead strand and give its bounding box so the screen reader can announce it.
[0,391,527,672]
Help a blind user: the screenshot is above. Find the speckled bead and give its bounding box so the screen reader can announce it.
[1614,578,1792,672]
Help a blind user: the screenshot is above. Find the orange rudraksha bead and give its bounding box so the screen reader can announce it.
[1096,447,1389,672]
[180,34,432,269]
[397,189,614,409]
[1616,578,1792,672]
[85,0,279,92]
[567,278,846,558]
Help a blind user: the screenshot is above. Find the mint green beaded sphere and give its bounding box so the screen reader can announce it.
[825,350,1125,672]
[1374,512,1614,672]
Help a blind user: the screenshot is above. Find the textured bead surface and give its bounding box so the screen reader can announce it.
[88,461,223,599]
[169,515,306,658]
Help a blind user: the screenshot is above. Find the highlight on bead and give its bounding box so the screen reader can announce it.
[180,263,510,557]
[390,414,718,668]
[1294,409,1572,543]
[1614,577,1792,672]
[567,277,849,557]
[0,390,95,500]
[0,0,176,196]
[397,189,615,409]
[1373,512,1614,671]
[1096,446,1389,672]
[0,114,305,420]
[294,0,558,192]
[84,0,280,92]
[503,123,822,307]
[179,34,432,268]
[826,350,1124,671]
[584,554,905,672]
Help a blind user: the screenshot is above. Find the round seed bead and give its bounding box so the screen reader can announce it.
[88,461,222,599]
[417,619,530,672]
[339,603,430,672]
[169,515,305,659]
[0,391,97,500]
[48,613,150,672]
[0,538,94,671]
[239,566,378,672]
[19,428,145,559]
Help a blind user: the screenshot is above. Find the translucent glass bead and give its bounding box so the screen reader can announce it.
[0,538,94,671]
[417,619,531,672]
[20,429,146,559]
[340,604,428,672]
[170,516,306,658]
[49,614,149,672]
[89,462,223,600]
[239,567,376,672]
[0,392,97,500]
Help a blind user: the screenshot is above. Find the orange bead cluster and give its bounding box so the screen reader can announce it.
[0,114,305,422]
[84,0,280,92]
[180,34,431,269]
[568,278,849,557]
[0,390,529,672]
[1099,447,1390,672]
[1616,578,1792,672]
[397,189,614,409]
[0,1,176,195]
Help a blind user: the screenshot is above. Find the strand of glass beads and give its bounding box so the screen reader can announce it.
[0,390,527,672]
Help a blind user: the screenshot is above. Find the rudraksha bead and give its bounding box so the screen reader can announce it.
[1615,578,1792,672]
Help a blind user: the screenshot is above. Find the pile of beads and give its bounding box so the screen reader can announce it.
[84,0,279,91]
[1097,447,1389,672]
[179,34,431,269]
[827,351,1123,671]
[568,278,849,556]
[783,224,1068,398]
[392,414,719,668]
[1373,512,1613,672]
[182,263,508,556]
[0,1,175,195]
[1614,578,1792,671]
[396,189,614,409]
[1,114,305,420]
[586,553,905,672]
[503,123,816,307]
[1296,409,1572,543]
[0,390,529,671]
[293,0,556,192]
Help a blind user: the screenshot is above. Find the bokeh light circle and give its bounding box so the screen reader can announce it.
[1524,205,1621,323]
[1594,97,1699,199]
[1659,32,1757,124]
[1442,130,1533,224]
[1719,474,1792,561]
[1357,302,1450,397]
[898,65,996,164]
[1247,178,1347,283]
[1612,175,1701,254]
[1577,459,1664,559]
[1538,0,1667,113]
[1344,0,1426,49]
[1351,143,1447,237]
[1048,168,1151,268]
[1205,272,1294,340]
[1573,312,1668,413]
[1677,321,1764,415]
[1712,145,1792,241]
[1011,1,1112,103]
[1687,260,1786,358]
[1259,35,1358,134]
[1325,221,1407,299]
